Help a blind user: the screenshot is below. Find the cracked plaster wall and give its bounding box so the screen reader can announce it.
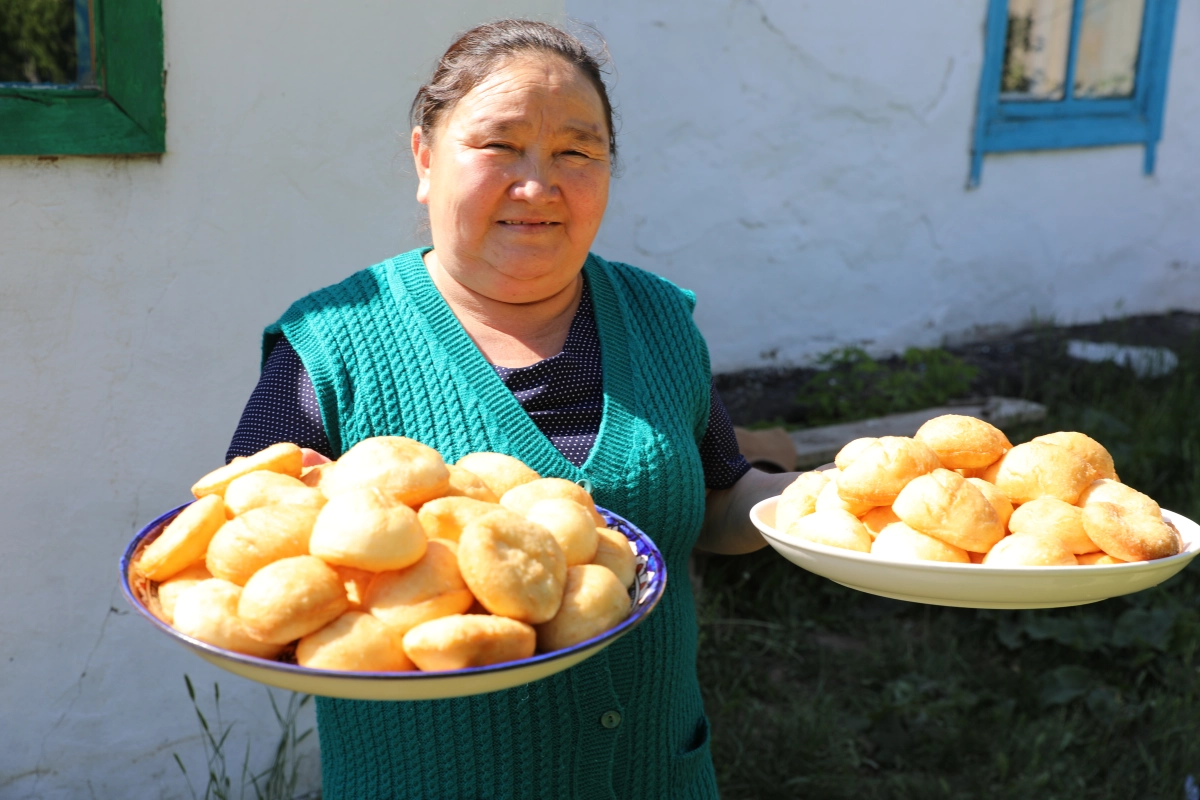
[0,0,562,797]
[570,0,1200,370]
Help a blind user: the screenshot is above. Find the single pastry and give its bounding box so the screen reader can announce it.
[591,527,637,588]
[500,477,605,527]
[364,539,475,636]
[296,611,415,672]
[524,499,600,566]
[442,464,500,503]
[223,471,325,518]
[457,511,567,624]
[1008,497,1098,555]
[309,487,427,572]
[834,438,878,471]
[892,469,1004,553]
[454,453,540,500]
[860,506,901,538]
[171,579,284,658]
[983,441,1096,505]
[870,522,970,564]
[982,534,1078,567]
[775,471,831,532]
[1081,501,1181,562]
[237,555,349,645]
[816,473,875,518]
[1076,479,1161,518]
[1032,431,1117,481]
[966,477,1014,531]
[836,436,942,507]
[191,442,304,499]
[402,614,537,671]
[535,565,630,652]
[320,436,450,508]
[137,494,226,581]
[156,562,213,624]
[914,415,1009,470]
[418,496,508,542]
[205,503,319,586]
[783,509,872,553]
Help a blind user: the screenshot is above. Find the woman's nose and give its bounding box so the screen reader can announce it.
[509,158,557,203]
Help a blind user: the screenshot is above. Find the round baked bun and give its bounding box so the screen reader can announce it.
[454,453,540,499]
[983,441,1096,505]
[783,509,872,552]
[171,579,284,658]
[458,511,567,624]
[321,437,450,508]
[592,528,636,588]
[417,496,503,542]
[860,506,901,538]
[1008,497,1098,555]
[138,494,226,581]
[915,415,1010,470]
[296,611,414,672]
[309,487,427,572]
[443,464,500,503]
[1077,479,1161,518]
[966,478,1014,531]
[191,442,304,499]
[156,562,213,624]
[237,556,349,645]
[836,436,941,507]
[982,535,1078,567]
[834,438,878,471]
[892,469,1004,553]
[500,478,604,526]
[816,473,874,517]
[535,565,630,652]
[1032,431,1117,481]
[402,614,536,671]
[525,499,600,566]
[775,471,830,532]
[364,539,474,635]
[223,471,325,518]
[1081,501,1181,562]
[871,522,970,564]
[205,504,319,586]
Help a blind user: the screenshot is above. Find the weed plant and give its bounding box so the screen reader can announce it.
[701,327,1200,798]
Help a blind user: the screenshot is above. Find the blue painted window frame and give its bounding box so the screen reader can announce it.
[971,0,1179,186]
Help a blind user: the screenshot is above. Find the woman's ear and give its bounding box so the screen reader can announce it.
[412,126,432,205]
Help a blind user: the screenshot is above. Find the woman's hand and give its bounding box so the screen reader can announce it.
[695,468,799,555]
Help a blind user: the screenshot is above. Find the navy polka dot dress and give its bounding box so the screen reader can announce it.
[227,283,751,489]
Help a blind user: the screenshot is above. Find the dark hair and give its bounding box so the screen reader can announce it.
[410,20,618,165]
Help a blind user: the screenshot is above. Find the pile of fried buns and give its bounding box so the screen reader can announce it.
[133,438,636,672]
[775,415,1184,566]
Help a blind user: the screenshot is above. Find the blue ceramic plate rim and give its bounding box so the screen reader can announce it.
[121,501,667,681]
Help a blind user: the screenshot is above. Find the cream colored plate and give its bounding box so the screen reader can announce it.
[750,497,1200,609]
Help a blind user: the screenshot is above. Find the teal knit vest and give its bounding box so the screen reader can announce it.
[267,248,720,800]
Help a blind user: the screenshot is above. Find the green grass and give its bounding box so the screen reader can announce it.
[701,326,1200,799]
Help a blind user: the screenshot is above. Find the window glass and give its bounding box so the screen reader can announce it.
[1074,0,1145,98]
[0,0,92,86]
[1001,0,1074,100]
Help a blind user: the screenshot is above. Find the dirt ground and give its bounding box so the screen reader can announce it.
[715,310,1200,427]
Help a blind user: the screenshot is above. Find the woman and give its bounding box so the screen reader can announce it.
[227,20,796,799]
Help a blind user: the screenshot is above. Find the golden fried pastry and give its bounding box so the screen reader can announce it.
[783,509,872,552]
[836,436,942,507]
[500,477,605,526]
[775,471,831,532]
[364,539,474,635]
[1081,502,1181,562]
[966,477,1014,531]
[191,442,304,499]
[171,579,284,658]
[871,522,970,564]
[1008,497,1098,555]
[816,473,874,517]
[983,441,1096,505]
[321,437,450,508]
[860,506,901,538]
[205,503,319,585]
[156,562,213,624]
[138,495,226,581]
[300,461,336,490]
[1032,432,1117,481]
[238,555,349,645]
[535,565,630,652]
[834,438,878,471]
[1076,552,1127,566]
[296,611,415,672]
[441,464,500,503]
[331,565,374,609]
[592,527,636,588]
[309,487,427,572]
[982,535,1078,567]
[458,511,567,624]
[525,499,600,566]
[892,469,1004,553]
[1077,479,1161,518]
[455,452,540,499]
[223,471,325,518]
[403,614,537,671]
[417,496,507,542]
[914,415,1009,470]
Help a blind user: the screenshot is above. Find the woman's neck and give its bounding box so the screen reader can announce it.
[424,250,584,368]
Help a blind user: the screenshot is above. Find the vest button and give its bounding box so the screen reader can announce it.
[600,710,622,729]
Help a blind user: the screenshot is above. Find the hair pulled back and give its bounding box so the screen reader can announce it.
[411,20,617,164]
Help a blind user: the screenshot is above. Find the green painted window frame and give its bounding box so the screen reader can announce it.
[0,0,164,156]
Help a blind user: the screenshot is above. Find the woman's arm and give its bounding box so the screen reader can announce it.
[695,468,799,555]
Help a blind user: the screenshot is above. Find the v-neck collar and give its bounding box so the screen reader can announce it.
[384,248,637,482]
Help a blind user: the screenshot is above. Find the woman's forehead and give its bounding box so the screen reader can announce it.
[449,54,607,136]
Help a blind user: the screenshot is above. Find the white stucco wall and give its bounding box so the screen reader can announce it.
[571,0,1200,371]
[0,1,562,797]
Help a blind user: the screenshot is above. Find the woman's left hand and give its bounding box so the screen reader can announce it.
[695,469,799,555]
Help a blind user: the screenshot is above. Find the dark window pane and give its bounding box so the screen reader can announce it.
[0,0,79,85]
[1074,0,1144,98]
[1001,0,1073,100]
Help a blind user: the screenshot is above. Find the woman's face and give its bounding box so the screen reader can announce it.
[413,53,611,304]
